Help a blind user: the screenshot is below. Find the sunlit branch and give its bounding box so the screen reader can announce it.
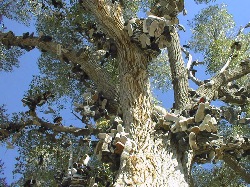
[219,52,233,73]
[182,47,203,86]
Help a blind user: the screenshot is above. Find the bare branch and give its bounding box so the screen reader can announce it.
[168,28,190,110]
[182,47,203,86]
[219,53,233,73]
[34,116,100,136]
[0,113,100,141]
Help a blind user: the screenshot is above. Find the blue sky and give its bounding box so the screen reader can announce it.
[0,0,250,184]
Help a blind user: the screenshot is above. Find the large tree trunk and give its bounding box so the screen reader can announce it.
[112,40,192,186]
[79,2,193,186]
[114,131,193,186]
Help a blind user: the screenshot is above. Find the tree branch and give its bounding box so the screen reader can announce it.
[77,49,120,114]
[219,25,245,73]
[219,52,233,73]
[168,28,190,110]
[223,153,250,184]
[182,47,203,86]
[218,84,249,106]
[0,32,120,114]
[81,0,126,43]
[196,59,250,101]
[0,113,101,141]
[194,132,250,164]
[195,22,250,102]
[34,116,100,136]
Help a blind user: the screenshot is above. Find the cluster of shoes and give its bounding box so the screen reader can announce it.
[124,13,177,57]
[94,117,136,170]
[77,22,118,61]
[224,136,250,161]
[153,96,250,164]
[71,63,90,82]
[17,32,35,51]
[221,82,250,102]
[1,31,16,49]
[74,89,109,123]
[154,97,220,133]
[178,100,220,151]
[150,0,185,18]
[194,135,250,164]
[153,97,221,151]
[23,179,37,187]
[21,91,54,111]
[55,155,98,187]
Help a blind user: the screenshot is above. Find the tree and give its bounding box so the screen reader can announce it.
[0,0,250,186]
[0,159,9,187]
